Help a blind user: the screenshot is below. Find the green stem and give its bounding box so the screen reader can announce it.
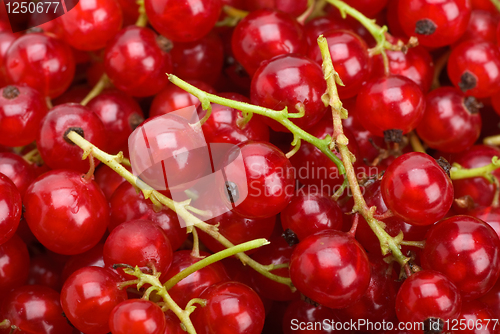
[65,131,295,290]
[121,266,197,334]
[168,74,345,175]
[450,157,500,180]
[81,74,109,106]
[0,319,10,329]
[399,240,426,248]
[135,0,148,27]
[318,35,410,268]
[165,238,269,290]
[484,134,500,146]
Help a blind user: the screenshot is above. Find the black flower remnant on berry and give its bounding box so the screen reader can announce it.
[383,129,404,143]
[64,127,85,145]
[282,229,299,247]
[458,72,477,92]
[2,86,19,99]
[463,96,483,114]
[435,157,451,177]
[224,181,239,204]
[414,19,437,35]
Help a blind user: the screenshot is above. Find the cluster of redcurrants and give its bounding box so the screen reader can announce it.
[0,0,500,333]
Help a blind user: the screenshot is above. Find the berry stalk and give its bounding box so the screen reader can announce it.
[318,35,411,268]
[168,74,346,175]
[65,131,295,290]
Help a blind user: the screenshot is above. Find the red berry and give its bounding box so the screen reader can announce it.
[0,235,30,295]
[0,173,21,245]
[109,300,166,334]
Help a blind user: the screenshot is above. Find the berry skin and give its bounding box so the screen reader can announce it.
[251,54,327,132]
[0,152,35,196]
[381,152,454,226]
[398,0,471,47]
[23,169,109,255]
[60,0,123,51]
[232,9,306,76]
[289,230,371,309]
[60,266,128,334]
[0,235,30,295]
[416,87,482,153]
[4,32,75,98]
[421,215,500,300]
[144,0,222,42]
[104,26,173,97]
[355,75,426,137]
[0,85,48,147]
[109,300,166,334]
[37,103,107,174]
[0,173,21,245]
[395,270,462,333]
[447,41,500,98]
[191,281,265,334]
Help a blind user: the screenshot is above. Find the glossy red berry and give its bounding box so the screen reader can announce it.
[0,285,73,334]
[5,32,75,98]
[0,152,35,196]
[343,0,388,17]
[0,32,18,87]
[469,205,500,240]
[0,235,29,295]
[355,75,425,137]
[37,103,107,174]
[60,266,128,334]
[398,0,472,47]
[0,173,21,245]
[251,54,327,132]
[381,152,454,226]
[60,0,123,51]
[244,0,308,17]
[87,89,145,154]
[170,32,224,85]
[308,29,371,99]
[281,190,343,241]
[232,9,305,75]
[220,141,295,219]
[289,230,371,309]
[191,281,265,334]
[422,215,500,299]
[104,26,173,97]
[23,169,109,255]
[452,300,497,334]
[395,270,462,333]
[453,9,500,45]
[282,299,341,334]
[109,300,166,334]
[103,219,173,278]
[416,87,482,153]
[144,0,222,42]
[447,41,500,98]
[0,85,48,147]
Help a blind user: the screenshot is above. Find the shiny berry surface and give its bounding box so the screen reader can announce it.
[60,266,128,334]
[37,103,107,174]
[144,0,222,42]
[221,141,295,219]
[381,152,454,226]
[23,169,109,255]
[251,54,327,132]
[447,41,500,98]
[398,0,471,47]
[191,281,265,334]
[0,85,48,147]
[416,87,482,153]
[355,75,425,137]
[289,230,371,309]
[0,285,72,334]
[422,215,500,299]
[0,173,21,245]
[104,26,173,97]
[109,300,166,334]
[60,0,123,51]
[395,270,462,331]
[232,9,305,76]
[0,152,35,196]
[0,235,29,295]
[5,32,75,98]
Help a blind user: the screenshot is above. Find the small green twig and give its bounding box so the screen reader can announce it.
[490,0,500,12]
[450,157,500,181]
[135,0,148,27]
[400,240,426,248]
[81,74,110,106]
[165,238,269,290]
[168,74,345,176]
[484,134,500,146]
